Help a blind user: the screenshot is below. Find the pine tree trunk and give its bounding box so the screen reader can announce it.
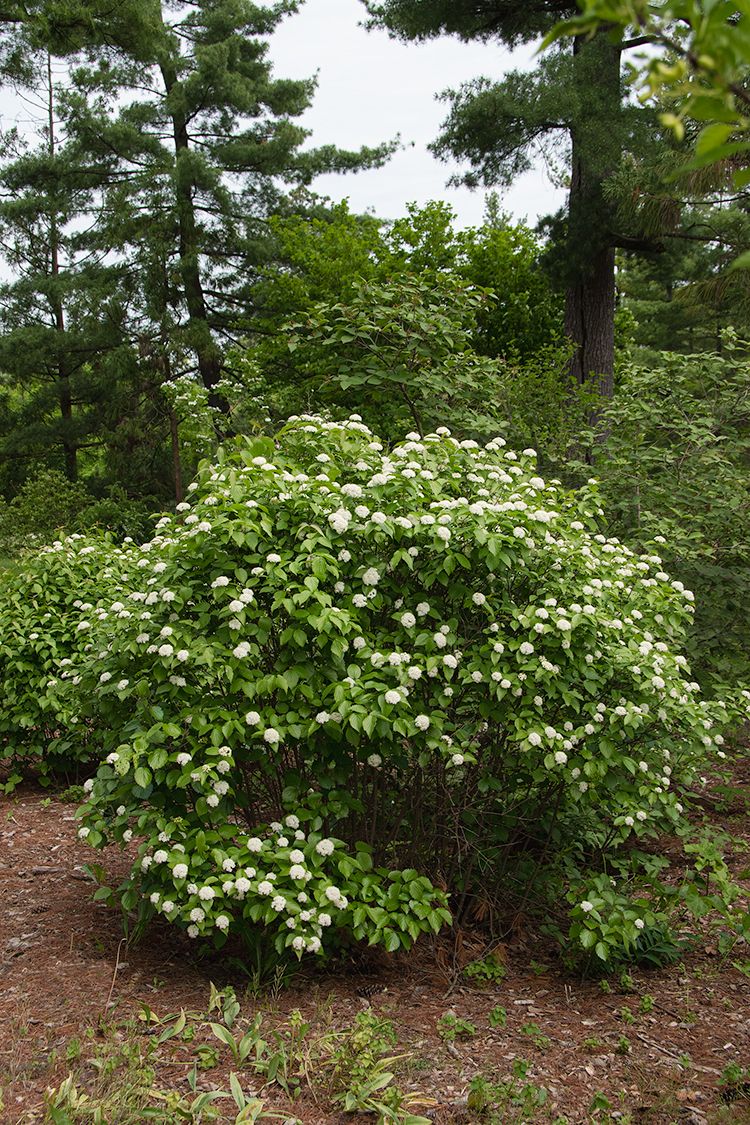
[155,4,223,398]
[564,33,622,424]
[167,97,223,394]
[564,243,616,401]
[47,51,77,481]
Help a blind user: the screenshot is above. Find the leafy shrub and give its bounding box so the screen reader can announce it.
[285,274,514,440]
[0,469,156,558]
[250,273,590,460]
[0,470,92,558]
[0,534,120,789]
[459,213,564,362]
[72,415,745,960]
[586,336,750,687]
[78,489,157,544]
[567,873,670,970]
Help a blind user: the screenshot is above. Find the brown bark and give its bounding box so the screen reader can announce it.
[154,4,223,397]
[564,33,622,419]
[564,243,616,402]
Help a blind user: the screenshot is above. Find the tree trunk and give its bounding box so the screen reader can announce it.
[564,33,622,422]
[564,242,616,401]
[47,51,77,480]
[154,4,223,398]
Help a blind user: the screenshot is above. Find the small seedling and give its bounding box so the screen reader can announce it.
[615,1035,631,1055]
[65,1038,82,1062]
[618,970,635,993]
[639,993,654,1014]
[437,1012,476,1043]
[58,784,87,803]
[195,1043,220,1070]
[521,1022,550,1050]
[488,1006,507,1028]
[719,1061,750,1105]
[463,954,506,986]
[590,1090,612,1111]
[468,1060,548,1116]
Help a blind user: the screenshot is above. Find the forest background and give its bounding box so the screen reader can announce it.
[0,0,748,690]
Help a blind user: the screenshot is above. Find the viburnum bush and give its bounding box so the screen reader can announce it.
[0,534,122,791]
[74,415,747,959]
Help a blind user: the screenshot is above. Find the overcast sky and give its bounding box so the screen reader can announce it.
[0,0,567,231]
[269,0,566,227]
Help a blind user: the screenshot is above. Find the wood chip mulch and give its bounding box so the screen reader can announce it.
[2,775,750,1124]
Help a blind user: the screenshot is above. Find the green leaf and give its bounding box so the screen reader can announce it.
[209,1023,237,1051]
[729,249,750,271]
[134,766,151,789]
[695,122,734,156]
[149,748,168,770]
[158,1010,186,1043]
[229,1071,246,1109]
[383,928,401,952]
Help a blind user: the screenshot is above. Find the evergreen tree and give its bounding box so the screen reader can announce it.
[0,0,155,76]
[56,0,392,395]
[0,52,139,488]
[600,134,750,354]
[619,206,750,356]
[553,0,750,208]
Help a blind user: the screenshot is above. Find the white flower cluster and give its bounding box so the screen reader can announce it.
[130,813,352,954]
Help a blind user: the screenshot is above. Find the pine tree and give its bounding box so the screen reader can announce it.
[56,0,392,396]
[619,203,750,355]
[0,51,137,487]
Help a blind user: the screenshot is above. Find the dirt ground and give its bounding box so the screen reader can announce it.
[1,775,750,1125]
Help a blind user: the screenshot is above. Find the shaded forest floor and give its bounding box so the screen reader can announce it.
[2,770,750,1124]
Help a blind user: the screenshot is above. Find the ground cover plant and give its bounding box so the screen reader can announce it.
[57,414,747,970]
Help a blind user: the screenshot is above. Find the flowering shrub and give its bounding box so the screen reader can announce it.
[0,534,121,790]
[74,415,746,959]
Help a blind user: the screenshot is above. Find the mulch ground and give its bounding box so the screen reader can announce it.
[2,769,750,1124]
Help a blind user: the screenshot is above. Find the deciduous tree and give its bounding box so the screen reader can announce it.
[362,1,666,409]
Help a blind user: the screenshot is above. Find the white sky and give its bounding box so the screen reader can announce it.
[269,0,566,227]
